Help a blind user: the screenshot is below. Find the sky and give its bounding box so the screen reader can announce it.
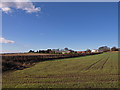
[1,2,118,53]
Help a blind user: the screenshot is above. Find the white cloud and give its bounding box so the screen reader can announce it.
[0,37,15,43]
[0,1,41,13]
[1,7,12,13]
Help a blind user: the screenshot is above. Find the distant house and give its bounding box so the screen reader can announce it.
[91,49,99,53]
[62,51,66,54]
[77,51,86,54]
[82,51,86,54]
[77,51,82,54]
[62,51,71,54]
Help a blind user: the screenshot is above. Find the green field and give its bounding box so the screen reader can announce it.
[2,52,119,88]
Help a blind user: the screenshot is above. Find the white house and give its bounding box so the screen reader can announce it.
[62,51,71,54]
[91,49,99,53]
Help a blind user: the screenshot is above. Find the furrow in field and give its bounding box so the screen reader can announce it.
[95,56,109,69]
[86,57,105,70]
[63,54,105,71]
[101,56,110,69]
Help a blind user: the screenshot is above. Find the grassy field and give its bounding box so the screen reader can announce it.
[2,52,119,88]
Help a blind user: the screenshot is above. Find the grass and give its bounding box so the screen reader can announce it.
[2,52,119,88]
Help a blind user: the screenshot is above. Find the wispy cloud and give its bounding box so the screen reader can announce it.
[0,37,15,43]
[0,0,41,14]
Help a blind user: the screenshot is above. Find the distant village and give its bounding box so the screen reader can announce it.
[29,46,120,54]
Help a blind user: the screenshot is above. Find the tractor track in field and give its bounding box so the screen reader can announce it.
[86,57,105,70]
[100,56,110,69]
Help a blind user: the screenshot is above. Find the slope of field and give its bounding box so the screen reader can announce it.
[2,52,119,88]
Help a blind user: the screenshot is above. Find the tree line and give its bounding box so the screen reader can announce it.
[28,46,120,54]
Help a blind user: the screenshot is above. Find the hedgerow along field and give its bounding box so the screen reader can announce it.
[2,52,119,88]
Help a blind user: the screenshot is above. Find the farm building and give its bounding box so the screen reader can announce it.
[62,51,71,54]
[91,49,99,53]
[76,51,86,54]
[81,51,86,54]
[77,51,82,54]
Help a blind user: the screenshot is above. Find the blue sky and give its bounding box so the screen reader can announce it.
[2,2,118,52]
